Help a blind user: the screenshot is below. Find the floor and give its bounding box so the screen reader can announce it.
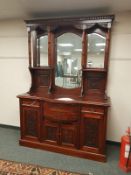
[0,126,129,175]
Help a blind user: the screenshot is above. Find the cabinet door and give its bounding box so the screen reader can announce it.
[21,106,40,141]
[80,113,105,153]
[42,120,59,145]
[60,123,78,148]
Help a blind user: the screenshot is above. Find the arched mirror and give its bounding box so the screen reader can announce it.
[87,32,106,68]
[37,35,48,66]
[55,33,82,89]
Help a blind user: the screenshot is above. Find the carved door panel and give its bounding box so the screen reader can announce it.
[60,123,78,148]
[43,120,59,145]
[80,113,104,153]
[21,106,40,141]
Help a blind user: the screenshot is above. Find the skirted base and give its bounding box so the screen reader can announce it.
[20,139,106,162]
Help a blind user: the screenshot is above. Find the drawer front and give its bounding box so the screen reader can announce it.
[43,102,80,122]
[81,105,104,114]
[21,99,40,107]
[44,102,79,112]
[81,112,103,120]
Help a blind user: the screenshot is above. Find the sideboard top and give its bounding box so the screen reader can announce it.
[17,92,110,107]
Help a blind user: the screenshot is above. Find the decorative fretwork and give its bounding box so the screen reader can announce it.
[84,118,99,147]
[86,72,106,91]
[45,126,57,141]
[88,78,101,89]
[25,110,38,137]
[39,75,49,86]
[61,128,74,144]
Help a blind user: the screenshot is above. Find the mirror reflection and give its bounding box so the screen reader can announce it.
[55,33,82,89]
[37,35,48,66]
[87,33,106,68]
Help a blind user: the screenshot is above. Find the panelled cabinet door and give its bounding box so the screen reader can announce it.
[60,123,78,148]
[42,120,59,145]
[21,106,40,141]
[80,113,104,154]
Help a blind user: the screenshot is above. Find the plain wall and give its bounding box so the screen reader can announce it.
[107,11,131,141]
[0,19,30,126]
[0,12,131,142]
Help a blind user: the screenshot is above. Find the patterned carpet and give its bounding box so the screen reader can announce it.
[0,159,93,175]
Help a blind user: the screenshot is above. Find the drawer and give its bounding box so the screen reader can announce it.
[21,99,40,107]
[81,112,103,120]
[44,102,79,113]
[43,102,80,122]
[81,105,104,114]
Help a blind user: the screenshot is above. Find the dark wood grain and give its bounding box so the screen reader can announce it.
[18,15,114,162]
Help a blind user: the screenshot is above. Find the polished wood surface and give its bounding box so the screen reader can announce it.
[18,93,110,161]
[18,15,114,162]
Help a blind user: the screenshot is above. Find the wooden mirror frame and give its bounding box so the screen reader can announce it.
[25,15,114,96]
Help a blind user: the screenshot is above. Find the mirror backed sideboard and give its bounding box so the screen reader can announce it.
[17,15,114,162]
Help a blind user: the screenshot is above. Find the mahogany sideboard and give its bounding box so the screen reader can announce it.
[17,15,114,162]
